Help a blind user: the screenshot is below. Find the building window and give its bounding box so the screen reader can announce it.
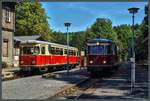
[5,8,11,23]
[3,39,8,57]
[14,48,20,56]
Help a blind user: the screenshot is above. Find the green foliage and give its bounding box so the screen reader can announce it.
[135,9,148,60]
[70,31,86,50]
[2,62,8,68]
[51,31,66,45]
[113,24,132,61]
[15,1,53,41]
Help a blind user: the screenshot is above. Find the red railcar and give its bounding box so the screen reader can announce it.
[19,40,79,72]
[86,38,119,75]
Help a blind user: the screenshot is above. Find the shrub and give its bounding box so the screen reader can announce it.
[2,62,8,68]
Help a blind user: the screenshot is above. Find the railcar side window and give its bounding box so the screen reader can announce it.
[73,50,76,56]
[60,48,63,55]
[69,50,73,56]
[34,46,40,54]
[56,48,60,55]
[41,47,45,54]
[64,49,67,54]
[106,45,113,55]
[51,47,55,54]
[48,45,51,54]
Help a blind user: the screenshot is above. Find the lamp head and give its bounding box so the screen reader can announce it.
[64,22,71,27]
[128,7,139,13]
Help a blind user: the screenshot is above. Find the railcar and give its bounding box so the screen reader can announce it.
[86,38,119,75]
[19,40,79,72]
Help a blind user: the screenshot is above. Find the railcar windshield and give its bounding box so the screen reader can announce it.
[89,45,105,55]
[20,46,40,55]
[88,45,114,55]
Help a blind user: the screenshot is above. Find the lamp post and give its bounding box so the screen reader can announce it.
[128,7,139,92]
[64,22,71,75]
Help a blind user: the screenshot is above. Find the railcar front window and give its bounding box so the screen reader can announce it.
[89,46,105,55]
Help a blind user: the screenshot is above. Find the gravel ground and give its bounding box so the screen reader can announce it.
[2,68,88,99]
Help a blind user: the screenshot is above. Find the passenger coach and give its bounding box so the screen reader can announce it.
[19,40,79,72]
[86,38,119,75]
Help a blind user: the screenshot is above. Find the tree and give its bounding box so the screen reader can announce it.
[70,31,86,50]
[135,5,148,61]
[87,18,118,43]
[51,31,66,45]
[114,24,132,61]
[15,1,53,41]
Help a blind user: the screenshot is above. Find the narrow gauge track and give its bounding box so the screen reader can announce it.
[50,70,115,99]
[73,79,98,100]
[50,78,99,99]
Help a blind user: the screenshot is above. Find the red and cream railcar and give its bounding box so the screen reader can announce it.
[86,38,119,75]
[19,40,79,72]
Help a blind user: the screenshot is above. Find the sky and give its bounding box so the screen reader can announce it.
[41,2,147,32]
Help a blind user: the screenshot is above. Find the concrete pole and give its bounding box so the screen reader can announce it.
[131,12,135,92]
[66,27,69,75]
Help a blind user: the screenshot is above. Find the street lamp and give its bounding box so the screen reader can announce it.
[64,22,71,75]
[128,7,139,92]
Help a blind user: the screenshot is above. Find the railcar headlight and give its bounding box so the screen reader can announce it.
[103,60,107,64]
[32,60,35,64]
[90,60,93,64]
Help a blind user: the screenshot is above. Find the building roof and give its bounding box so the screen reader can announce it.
[14,35,41,42]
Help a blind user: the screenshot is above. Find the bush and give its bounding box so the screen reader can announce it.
[2,62,8,68]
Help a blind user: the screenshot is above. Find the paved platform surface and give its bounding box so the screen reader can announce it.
[78,63,148,99]
[2,67,88,99]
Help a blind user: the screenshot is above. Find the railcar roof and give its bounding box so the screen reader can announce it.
[21,40,78,50]
[87,38,112,43]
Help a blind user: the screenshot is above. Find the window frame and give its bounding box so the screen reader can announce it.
[5,7,11,23]
[3,39,8,57]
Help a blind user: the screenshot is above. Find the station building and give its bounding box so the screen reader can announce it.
[2,2,16,67]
